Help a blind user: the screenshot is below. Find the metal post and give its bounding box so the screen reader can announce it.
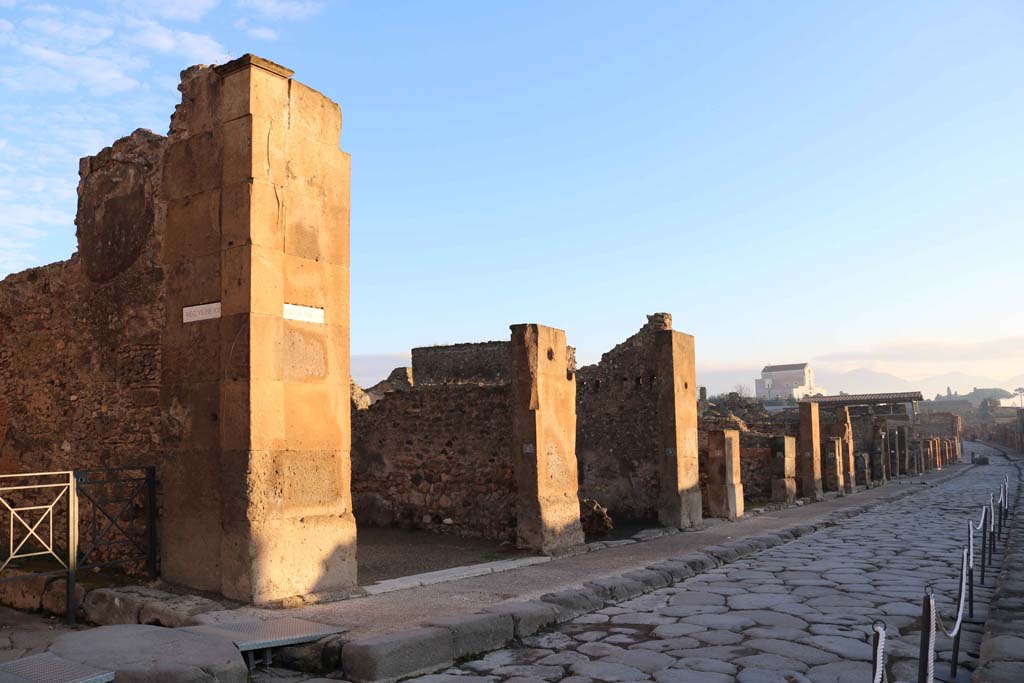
[990,496,996,558]
[981,507,988,585]
[918,592,935,683]
[145,467,158,580]
[66,472,78,626]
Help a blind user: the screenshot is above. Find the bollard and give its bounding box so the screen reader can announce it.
[989,495,996,558]
[981,507,988,585]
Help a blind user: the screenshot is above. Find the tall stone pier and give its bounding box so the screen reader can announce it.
[707,430,743,520]
[823,437,844,493]
[771,435,797,504]
[160,55,356,603]
[655,328,701,529]
[798,402,822,501]
[510,324,586,555]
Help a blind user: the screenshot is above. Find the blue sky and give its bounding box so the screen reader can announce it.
[1,1,1022,390]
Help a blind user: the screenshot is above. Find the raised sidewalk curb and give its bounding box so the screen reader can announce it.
[336,464,975,683]
[972,448,1024,683]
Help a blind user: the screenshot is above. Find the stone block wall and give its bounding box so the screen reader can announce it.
[352,385,515,540]
[411,342,511,386]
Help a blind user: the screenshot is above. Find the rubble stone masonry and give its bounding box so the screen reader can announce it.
[352,385,515,540]
[0,130,166,474]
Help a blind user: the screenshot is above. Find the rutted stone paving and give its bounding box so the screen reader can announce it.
[426,448,1014,683]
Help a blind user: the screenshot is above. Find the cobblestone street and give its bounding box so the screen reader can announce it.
[424,445,1015,683]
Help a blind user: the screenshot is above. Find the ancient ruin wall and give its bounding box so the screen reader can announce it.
[351,385,515,540]
[411,341,511,385]
[0,130,166,474]
[738,432,773,504]
[575,316,668,521]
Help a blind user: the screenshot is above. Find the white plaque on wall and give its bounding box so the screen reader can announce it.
[183,302,221,323]
[283,303,325,324]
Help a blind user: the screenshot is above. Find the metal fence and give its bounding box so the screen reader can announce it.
[869,473,1012,683]
[0,467,156,624]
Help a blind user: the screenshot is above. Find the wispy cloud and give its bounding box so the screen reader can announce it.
[118,0,220,22]
[233,17,277,41]
[236,0,321,21]
[125,18,231,63]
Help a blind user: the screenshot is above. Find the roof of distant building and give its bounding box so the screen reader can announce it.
[762,363,808,373]
[799,392,924,406]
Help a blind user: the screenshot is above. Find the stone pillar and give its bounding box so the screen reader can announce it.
[856,453,871,486]
[896,426,909,475]
[840,436,856,493]
[770,436,797,504]
[655,329,701,529]
[798,402,822,501]
[923,440,933,471]
[823,437,844,493]
[509,324,585,555]
[707,430,743,519]
[160,55,356,603]
[870,426,887,483]
[933,438,942,470]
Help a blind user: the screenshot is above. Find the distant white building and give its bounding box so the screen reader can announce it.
[755,363,826,401]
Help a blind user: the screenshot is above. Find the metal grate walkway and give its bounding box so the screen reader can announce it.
[0,653,114,683]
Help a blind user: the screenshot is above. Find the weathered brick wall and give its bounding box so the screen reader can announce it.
[351,384,516,540]
[0,130,166,475]
[411,342,511,385]
[576,316,669,522]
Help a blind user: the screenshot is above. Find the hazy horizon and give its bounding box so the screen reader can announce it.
[2,2,1021,388]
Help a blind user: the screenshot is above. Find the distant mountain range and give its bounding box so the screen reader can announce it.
[353,353,1023,404]
[696,366,1024,400]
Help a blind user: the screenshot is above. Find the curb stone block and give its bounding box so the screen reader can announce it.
[342,627,454,683]
[646,561,696,582]
[83,586,175,625]
[584,577,644,602]
[40,578,88,617]
[278,634,349,674]
[622,569,671,591]
[481,600,558,638]
[426,613,514,659]
[138,593,224,627]
[672,553,719,572]
[540,589,604,622]
[0,571,50,611]
[702,545,741,563]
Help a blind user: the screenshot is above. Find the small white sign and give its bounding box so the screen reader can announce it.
[183,302,221,323]
[283,303,325,324]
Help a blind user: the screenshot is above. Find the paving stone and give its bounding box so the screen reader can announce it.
[49,624,247,683]
[733,652,810,672]
[744,638,839,666]
[599,650,674,673]
[726,593,802,610]
[736,669,812,683]
[653,669,732,683]
[490,664,563,680]
[650,623,705,638]
[690,629,743,645]
[570,660,650,681]
[804,660,872,683]
[668,657,736,675]
[802,635,872,661]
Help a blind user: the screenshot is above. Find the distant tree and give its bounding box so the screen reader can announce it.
[733,383,751,397]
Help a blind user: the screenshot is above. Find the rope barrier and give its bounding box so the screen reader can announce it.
[871,620,888,683]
